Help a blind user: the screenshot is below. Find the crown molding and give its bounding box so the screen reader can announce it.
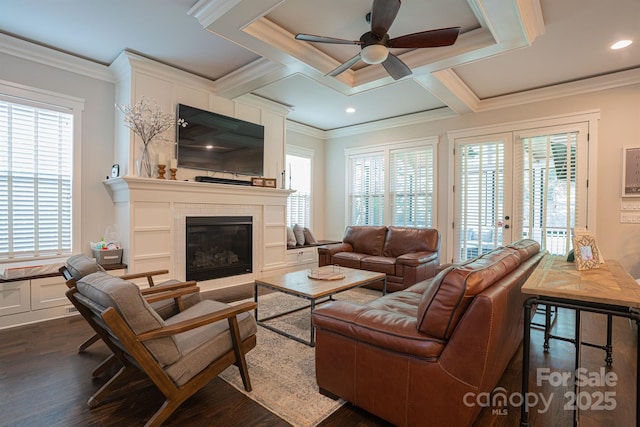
[286,120,326,139]
[235,93,292,116]
[325,108,459,139]
[478,67,640,112]
[188,0,243,28]
[110,50,216,91]
[0,33,114,83]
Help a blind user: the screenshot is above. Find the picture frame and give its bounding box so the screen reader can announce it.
[263,178,276,188]
[572,234,601,271]
[622,147,640,197]
[251,177,264,187]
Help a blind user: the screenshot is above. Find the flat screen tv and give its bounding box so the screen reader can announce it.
[176,104,265,176]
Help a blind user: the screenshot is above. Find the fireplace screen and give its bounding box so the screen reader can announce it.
[185,216,252,281]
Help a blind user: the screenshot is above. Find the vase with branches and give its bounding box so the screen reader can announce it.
[116,97,185,177]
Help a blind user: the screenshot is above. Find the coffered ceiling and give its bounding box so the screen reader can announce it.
[1,0,639,131]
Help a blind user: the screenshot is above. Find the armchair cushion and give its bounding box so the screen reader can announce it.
[165,299,257,386]
[76,272,181,366]
[65,253,104,280]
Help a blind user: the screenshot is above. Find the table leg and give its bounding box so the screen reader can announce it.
[573,308,581,427]
[254,281,258,320]
[521,299,533,427]
[544,304,551,352]
[631,309,640,427]
[310,299,316,347]
[605,314,613,366]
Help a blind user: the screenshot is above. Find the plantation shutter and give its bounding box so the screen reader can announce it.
[455,139,507,261]
[514,126,586,255]
[0,98,73,260]
[389,146,434,227]
[285,153,311,228]
[348,152,385,225]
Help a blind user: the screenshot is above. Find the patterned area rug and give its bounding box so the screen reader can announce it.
[219,286,381,427]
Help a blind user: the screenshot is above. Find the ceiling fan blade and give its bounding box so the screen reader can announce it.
[370,0,401,38]
[382,53,412,80]
[388,27,461,48]
[327,53,362,77]
[295,33,361,45]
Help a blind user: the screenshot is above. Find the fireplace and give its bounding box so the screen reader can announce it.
[185,216,253,281]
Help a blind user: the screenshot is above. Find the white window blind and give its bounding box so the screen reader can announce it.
[389,146,434,227]
[348,152,385,225]
[286,152,311,228]
[515,131,580,255]
[455,141,505,260]
[0,99,73,260]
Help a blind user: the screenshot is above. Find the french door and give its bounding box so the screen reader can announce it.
[453,133,513,261]
[452,123,589,263]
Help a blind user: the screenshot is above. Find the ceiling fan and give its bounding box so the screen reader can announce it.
[295,0,460,80]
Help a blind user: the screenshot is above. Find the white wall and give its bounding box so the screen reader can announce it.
[323,84,640,277]
[0,50,117,257]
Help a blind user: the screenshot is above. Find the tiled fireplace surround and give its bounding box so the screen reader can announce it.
[104,177,293,291]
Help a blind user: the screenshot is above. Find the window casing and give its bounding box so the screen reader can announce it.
[0,83,82,262]
[346,138,437,227]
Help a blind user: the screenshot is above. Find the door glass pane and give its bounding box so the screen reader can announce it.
[518,132,579,255]
[455,141,505,261]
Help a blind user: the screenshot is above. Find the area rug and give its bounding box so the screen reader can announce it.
[219,287,380,427]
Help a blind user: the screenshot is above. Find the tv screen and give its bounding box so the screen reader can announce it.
[176,104,265,176]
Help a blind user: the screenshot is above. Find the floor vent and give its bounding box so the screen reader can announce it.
[65,306,78,315]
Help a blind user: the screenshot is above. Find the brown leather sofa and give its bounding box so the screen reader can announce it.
[313,239,545,427]
[317,226,441,292]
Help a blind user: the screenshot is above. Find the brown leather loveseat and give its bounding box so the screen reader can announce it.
[313,239,545,427]
[317,226,440,292]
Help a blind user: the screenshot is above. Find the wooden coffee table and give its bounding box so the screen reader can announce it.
[254,266,386,346]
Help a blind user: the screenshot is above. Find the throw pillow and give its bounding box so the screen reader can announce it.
[287,227,297,247]
[303,227,318,245]
[293,224,305,246]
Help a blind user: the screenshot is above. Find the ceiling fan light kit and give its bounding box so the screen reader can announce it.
[295,0,460,80]
[361,44,389,64]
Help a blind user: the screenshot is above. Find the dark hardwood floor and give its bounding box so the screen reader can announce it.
[0,287,636,426]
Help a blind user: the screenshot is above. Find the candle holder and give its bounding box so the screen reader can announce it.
[170,168,177,180]
[157,164,167,179]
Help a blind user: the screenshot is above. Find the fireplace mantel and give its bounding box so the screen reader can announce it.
[104,177,295,291]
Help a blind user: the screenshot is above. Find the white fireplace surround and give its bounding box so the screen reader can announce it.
[104,177,294,291]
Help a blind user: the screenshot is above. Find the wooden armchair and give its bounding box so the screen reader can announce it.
[60,254,200,353]
[67,271,257,427]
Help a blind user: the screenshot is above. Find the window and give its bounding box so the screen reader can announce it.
[347,138,437,227]
[0,92,77,261]
[286,147,313,229]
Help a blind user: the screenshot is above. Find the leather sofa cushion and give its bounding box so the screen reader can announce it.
[416,248,521,340]
[332,252,369,269]
[343,225,387,256]
[507,239,540,260]
[360,256,396,275]
[313,299,446,359]
[382,226,440,258]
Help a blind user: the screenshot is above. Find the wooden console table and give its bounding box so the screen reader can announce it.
[520,255,640,426]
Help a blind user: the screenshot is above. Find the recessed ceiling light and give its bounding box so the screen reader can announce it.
[611,39,632,50]
[346,107,356,114]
